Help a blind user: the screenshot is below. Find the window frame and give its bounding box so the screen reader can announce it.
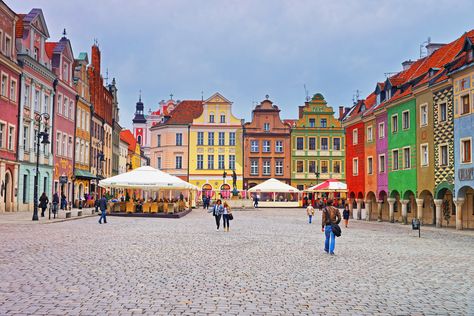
[197,132,204,146]
[461,94,470,115]
[402,110,410,130]
[262,160,271,176]
[439,102,447,122]
[392,149,399,171]
[308,137,316,151]
[275,159,283,175]
[367,125,373,143]
[250,140,259,153]
[367,156,373,175]
[320,137,329,151]
[352,158,358,176]
[420,143,429,167]
[333,160,341,174]
[296,137,304,150]
[250,159,259,175]
[460,137,472,164]
[378,122,385,139]
[391,114,398,133]
[175,156,183,169]
[263,140,271,153]
[352,129,358,145]
[296,160,304,173]
[321,160,329,174]
[403,146,411,169]
[378,154,385,173]
[439,144,449,167]
[275,140,283,153]
[420,103,428,127]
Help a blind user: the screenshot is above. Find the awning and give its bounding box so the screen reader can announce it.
[75,169,98,180]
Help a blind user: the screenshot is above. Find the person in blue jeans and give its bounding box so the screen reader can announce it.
[321,199,341,255]
[98,196,108,224]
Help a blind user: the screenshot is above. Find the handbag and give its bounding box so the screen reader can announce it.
[228,213,233,220]
[324,207,341,237]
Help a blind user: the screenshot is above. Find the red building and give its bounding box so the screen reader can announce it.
[0,2,21,212]
[47,34,76,202]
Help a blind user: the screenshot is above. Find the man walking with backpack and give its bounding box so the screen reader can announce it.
[321,199,341,255]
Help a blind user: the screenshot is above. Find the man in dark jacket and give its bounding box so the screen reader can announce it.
[52,192,59,215]
[98,195,108,224]
[321,199,341,255]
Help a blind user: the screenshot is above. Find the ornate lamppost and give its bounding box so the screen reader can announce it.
[314,165,320,199]
[95,151,105,212]
[32,113,50,221]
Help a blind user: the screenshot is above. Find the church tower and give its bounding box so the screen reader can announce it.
[132,94,147,146]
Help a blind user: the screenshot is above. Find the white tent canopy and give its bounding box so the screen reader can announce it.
[305,179,347,192]
[98,166,197,190]
[248,178,300,193]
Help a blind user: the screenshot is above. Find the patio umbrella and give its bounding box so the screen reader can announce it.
[306,179,347,192]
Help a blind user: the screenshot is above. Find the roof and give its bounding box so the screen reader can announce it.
[45,42,56,59]
[156,100,203,126]
[283,119,297,127]
[120,129,137,152]
[15,14,25,38]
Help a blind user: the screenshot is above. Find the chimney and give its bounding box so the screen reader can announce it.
[402,60,415,70]
[426,43,445,56]
[339,106,344,119]
[298,105,304,119]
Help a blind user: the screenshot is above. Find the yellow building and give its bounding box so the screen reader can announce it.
[120,129,141,171]
[189,93,243,198]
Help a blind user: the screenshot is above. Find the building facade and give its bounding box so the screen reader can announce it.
[0,2,20,212]
[243,98,291,189]
[109,78,121,176]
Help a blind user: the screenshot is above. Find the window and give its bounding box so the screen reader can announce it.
[296,161,304,173]
[157,135,161,147]
[404,147,411,169]
[402,111,410,130]
[250,160,258,175]
[229,132,236,146]
[207,155,214,169]
[219,114,225,123]
[251,140,259,152]
[420,104,428,126]
[137,135,142,145]
[63,63,68,82]
[75,140,80,161]
[218,132,225,146]
[263,160,271,175]
[275,160,283,175]
[333,161,341,174]
[0,123,4,147]
[308,161,316,173]
[367,157,373,174]
[379,155,385,173]
[321,138,328,151]
[296,137,304,150]
[56,132,61,155]
[1,74,7,96]
[263,140,271,152]
[320,119,327,128]
[367,126,373,142]
[392,115,398,133]
[208,132,214,146]
[321,161,328,174]
[353,158,358,175]
[440,145,448,166]
[34,89,40,111]
[196,155,203,169]
[352,129,358,145]
[378,122,385,139]
[23,174,28,204]
[439,103,447,122]
[421,144,428,166]
[333,138,341,151]
[64,98,68,118]
[209,114,215,123]
[10,79,16,101]
[175,156,182,169]
[218,155,225,169]
[392,150,399,170]
[461,95,470,115]
[62,135,67,157]
[33,46,38,60]
[44,95,49,114]
[69,101,73,120]
[68,136,73,158]
[24,84,30,108]
[229,155,235,170]
[23,126,29,151]
[57,95,62,114]
[197,132,204,145]
[176,133,183,146]
[309,119,315,128]
[5,36,11,58]
[263,123,270,131]
[461,138,472,163]
[309,137,316,150]
[275,140,283,153]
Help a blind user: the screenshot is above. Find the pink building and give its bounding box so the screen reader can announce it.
[0,2,21,212]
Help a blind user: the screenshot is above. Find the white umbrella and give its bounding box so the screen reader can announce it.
[306,179,347,192]
[98,166,197,190]
[248,178,300,193]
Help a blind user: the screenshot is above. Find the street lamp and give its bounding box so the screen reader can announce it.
[32,113,50,221]
[314,165,320,198]
[95,151,105,212]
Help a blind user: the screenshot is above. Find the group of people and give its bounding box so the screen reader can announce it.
[38,191,69,217]
[208,199,233,232]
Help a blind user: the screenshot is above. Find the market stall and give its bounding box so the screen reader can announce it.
[248,178,301,207]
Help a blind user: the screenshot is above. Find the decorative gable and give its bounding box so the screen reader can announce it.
[205,92,232,104]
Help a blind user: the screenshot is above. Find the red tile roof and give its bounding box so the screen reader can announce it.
[45,42,57,59]
[120,129,136,152]
[283,119,297,127]
[157,100,203,125]
[15,14,25,38]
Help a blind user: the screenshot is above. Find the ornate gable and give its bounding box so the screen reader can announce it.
[205,92,232,104]
[29,9,50,38]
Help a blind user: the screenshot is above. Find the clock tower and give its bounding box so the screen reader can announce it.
[132,95,147,147]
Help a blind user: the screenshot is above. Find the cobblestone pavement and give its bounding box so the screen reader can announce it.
[0,208,473,315]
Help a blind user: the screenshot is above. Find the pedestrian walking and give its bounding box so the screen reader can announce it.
[52,192,59,215]
[343,204,350,228]
[98,195,108,224]
[222,201,232,232]
[212,199,223,231]
[39,192,49,217]
[306,203,315,224]
[253,194,259,208]
[60,193,67,210]
[321,199,341,255]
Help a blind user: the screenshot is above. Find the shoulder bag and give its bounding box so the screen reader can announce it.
[325,207,341,237]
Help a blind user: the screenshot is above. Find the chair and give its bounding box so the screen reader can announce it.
[126,202,135,213]
[164,202,169,213]
[150,203,158,213]
[142,202,151,213]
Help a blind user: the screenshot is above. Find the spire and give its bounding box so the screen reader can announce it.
[133,93,146,124]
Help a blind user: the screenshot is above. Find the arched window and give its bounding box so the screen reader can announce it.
[137,135,142,144]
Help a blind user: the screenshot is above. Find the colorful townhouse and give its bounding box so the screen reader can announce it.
[109,78,121,176]
[0,2,21,213]
[188,93,243,197]
[120,129,141,171]
[47,33,76,203]
[449,34,474,229]
[16,9,55,212]
[243,98,292,189]
[72,52,94,204]
[149,100,203,181]
[291,93,345,192]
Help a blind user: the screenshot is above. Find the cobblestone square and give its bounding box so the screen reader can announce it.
[1,208,473,315]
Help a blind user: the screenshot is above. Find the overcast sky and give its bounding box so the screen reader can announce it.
[11,0,474,129]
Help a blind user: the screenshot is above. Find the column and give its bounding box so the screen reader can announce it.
[0,162,5,212]
[13,164,18,212]
[387,198,395,223]
[349,198,354,219]
[433,199,443,228]
[365,200,371,221]
[356,199,363,220]
[377,200,383,222]
[401,200,409,225]
[453,198,464,230]
[416,198,424,224]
